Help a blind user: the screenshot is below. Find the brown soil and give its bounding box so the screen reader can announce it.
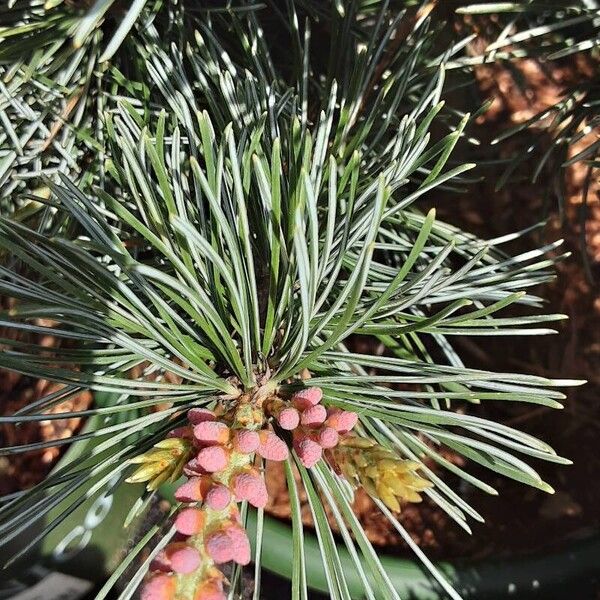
[0,378,92,494]
[436,50,600,559]
[0,299,92,494]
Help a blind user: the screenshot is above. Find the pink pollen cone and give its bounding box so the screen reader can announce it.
[249,484,268,508]
[326,409,358,433]
[257,430,289,461]
[277,407,300,430]
[167,544,201,574]
[232,429,260,454]
[226,525,251,565]
[188,408,216,424]
[205,530,233,564]
[196,446,229,473]
[205,484,231,511]
[141,574,176,600]
[294,437,322,468]
[231,471,268,508]
[175,476,206,502]
[193,421,230,446]
[291,387,323,410]
[175,507,205,535]
[317,426,339,449]
[300,404,327,427]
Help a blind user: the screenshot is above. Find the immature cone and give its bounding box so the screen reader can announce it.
[165,543,201,574]
[293,434,323,468]
[291,387,323,409]
[134,405,259,600]
[141,574,176,600]
[257,430,289,461]
[205,523,251,565]
[300,404,327,426]
[204,529,233,564]
[233,429,260,453]
[134,394,361,600]
[193,421,230,446]
[332,437,433,512]
[205,484,231,510]
[175,476,207,502]
[277,406,300,430]
[175,507,205,535]
[226,524,251,565]
[231,469,268,508]
[317,426,339,449]
[126,438,192,491]
[196,445,230,472]
[326,408,358,433]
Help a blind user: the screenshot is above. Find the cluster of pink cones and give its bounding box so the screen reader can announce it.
[270,388,359,467]
[141,388,358,600]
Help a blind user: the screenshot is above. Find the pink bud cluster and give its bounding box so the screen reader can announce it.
[271,388,358,468]
[141,391,358,600]
[142,405,289,600]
